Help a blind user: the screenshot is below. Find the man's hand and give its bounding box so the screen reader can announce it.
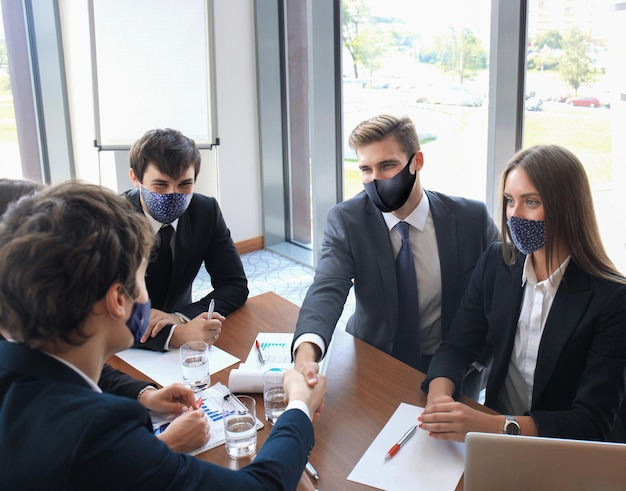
[157,408,210,453]
[137,383,197,413]
[283,369,327,421]
[140,308,224,348]
[294,342,321,387]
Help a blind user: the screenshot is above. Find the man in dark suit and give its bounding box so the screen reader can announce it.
[0,177,208,453]
[293,115,498,396]
[124,128,249,351]
[0,180,326,490]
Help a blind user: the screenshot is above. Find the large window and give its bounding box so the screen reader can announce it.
[0,3,23,179]
[341,0,491,202]
[523,0,626,272]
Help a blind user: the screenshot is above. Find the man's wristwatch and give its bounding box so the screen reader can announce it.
[503,415,521,435]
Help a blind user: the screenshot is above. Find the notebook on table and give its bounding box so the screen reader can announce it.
[464,432,626,491]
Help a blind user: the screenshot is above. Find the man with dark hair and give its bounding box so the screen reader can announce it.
[0,177,210,454]
[125,128,249,351]
[0,180,326,490]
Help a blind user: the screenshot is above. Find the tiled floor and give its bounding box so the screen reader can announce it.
[192,249,355,329]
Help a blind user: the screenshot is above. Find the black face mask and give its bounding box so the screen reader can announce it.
[363,154,416,212]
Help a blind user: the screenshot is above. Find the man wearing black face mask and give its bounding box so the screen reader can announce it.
[124,128,249,352]
[292,114,499,398]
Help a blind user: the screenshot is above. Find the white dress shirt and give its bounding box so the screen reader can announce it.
[382,191,442,355]
[293,190,443,359]
[497,255,570,415]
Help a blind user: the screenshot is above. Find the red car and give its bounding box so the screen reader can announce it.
[567,96,600,108]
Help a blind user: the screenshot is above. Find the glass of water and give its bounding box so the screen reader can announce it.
[263,368,287,425]
[180,341,210,391]
[222,394,257,458]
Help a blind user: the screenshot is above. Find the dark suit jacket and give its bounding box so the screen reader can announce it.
[0,342,314,491]
[424,243,626,442]
[293,190,498,363]
[1,336,150,398]
[99,363,155,398]
[124,189,249,351]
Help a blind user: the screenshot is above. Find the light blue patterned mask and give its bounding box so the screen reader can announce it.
[140,185,192,224]
[507,216,545,255]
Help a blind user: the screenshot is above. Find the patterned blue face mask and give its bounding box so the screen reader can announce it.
[126,299,151,344]
[140,185,192,224]
[507,216,545,255]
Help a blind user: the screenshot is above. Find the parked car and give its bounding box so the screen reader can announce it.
[567,96,600,108]
[525,97,543,111]
[425,86,483,107]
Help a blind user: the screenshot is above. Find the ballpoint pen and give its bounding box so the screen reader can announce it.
[255,339,266,364]
[384,425,418,461]
[207,298,215,319]
[223,392,248,412]
[305,461,320,480]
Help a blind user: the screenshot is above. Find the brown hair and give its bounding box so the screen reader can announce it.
[499,144,624,283]
[348,114,420,157]
[129,128,201,181]
[0,180,154,347]
[0,178,44,216]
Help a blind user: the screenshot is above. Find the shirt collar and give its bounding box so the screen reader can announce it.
[142,208,180,235]
[41,351,103,393]
[381,189,429,231]
[521,254,571,293]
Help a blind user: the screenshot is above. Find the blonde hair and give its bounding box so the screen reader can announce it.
[348,114,420,156]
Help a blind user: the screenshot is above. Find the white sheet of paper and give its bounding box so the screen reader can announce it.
[347,403,465,491]
[228,332,334,393]
[116,345,240,387]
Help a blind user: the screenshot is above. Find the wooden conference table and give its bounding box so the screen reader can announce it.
[109,292,489,490]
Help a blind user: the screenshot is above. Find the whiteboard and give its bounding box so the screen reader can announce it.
[89,0,217,149]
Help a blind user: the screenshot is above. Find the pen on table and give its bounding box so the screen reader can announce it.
[305,461,319,480]
[255,339,266,364]
[384,425,418,462]
[207,298,215,319]
[223,391,248,412]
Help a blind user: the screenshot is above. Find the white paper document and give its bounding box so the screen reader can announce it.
[347,403,465,491]
[228,332,333,393]
[117,345,240,388]
[150,382,263,456]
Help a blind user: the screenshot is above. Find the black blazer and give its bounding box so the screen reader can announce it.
[1,336,150,398]
[425,243,626,442]
[124,189,249,351]
[0,342,314,490]
[99,363,154,398]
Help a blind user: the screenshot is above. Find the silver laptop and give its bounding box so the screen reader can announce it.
[464,432,626,491]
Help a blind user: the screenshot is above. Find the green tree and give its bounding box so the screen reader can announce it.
[559,28,595,95]
[533,29,562,50]
[432,26,486,85]
[342,0,388,80]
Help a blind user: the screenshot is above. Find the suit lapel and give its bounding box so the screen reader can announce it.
[487,258,526,394]
[427,191,458,336]
[532,261,592,403]
[363,196,398,337]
